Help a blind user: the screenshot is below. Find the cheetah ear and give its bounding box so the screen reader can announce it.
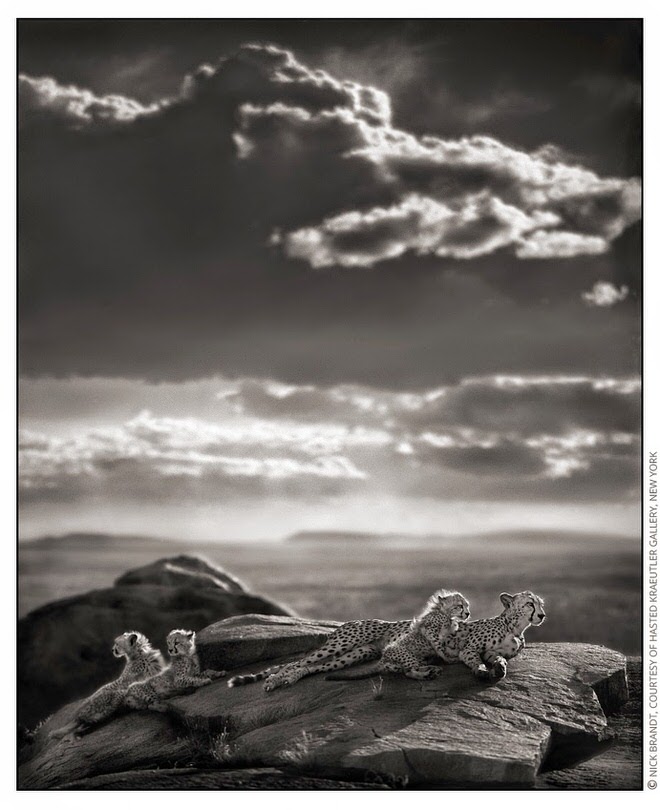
[128,633,138,646]
[185,631,195,638]
[499,593,514,608]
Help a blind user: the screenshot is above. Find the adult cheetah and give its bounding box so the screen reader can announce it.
[227,589,470,691]
[437,590,546,681]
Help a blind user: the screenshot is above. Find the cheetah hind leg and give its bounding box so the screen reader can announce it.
[305,644,380,677]
[403,664,443,680]
[275,621,393,674]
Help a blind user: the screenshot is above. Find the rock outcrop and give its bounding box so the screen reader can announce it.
[20,614,635,790]
[18,557,291,728]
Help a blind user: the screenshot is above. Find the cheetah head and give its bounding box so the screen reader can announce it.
[411,590,470,640]
[417,589,470,623]
[167,629,196,657]
[113,631,148,658]
[500,591,546,626]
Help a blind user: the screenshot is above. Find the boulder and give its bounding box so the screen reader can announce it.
[20,615,631,789]
[195,614,342,671]
[18,557,291,728]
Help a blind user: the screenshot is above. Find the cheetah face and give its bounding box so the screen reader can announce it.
[113,631,142,658]
[167,629,196,657]
[448,593,471,621]
[500,591,546,625]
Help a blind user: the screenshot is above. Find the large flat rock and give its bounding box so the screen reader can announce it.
[21,615,629,788]
[196,614,342,670]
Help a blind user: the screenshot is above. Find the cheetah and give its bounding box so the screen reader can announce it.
[433,590,546,681]
[227,590,470,692]
[123,629,226,712]
[48,631,165,742]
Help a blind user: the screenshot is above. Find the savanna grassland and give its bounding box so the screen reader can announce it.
[18,531,641,655]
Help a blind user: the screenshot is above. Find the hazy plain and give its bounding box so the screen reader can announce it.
[18,531,641,655]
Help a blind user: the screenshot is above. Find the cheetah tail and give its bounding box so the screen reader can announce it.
[227,664,282,688]
[325,663,382,681]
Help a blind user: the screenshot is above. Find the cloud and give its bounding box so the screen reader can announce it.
[18,74,161,128]
[575,74,641,110]
[281,193,561,268]
[21,43,641,267]
[19,372,640,508]
[18,410,383,503]
[515,230,608,259]
[18,43,642,384]
[581,280,630,307]
[239,97,641,265]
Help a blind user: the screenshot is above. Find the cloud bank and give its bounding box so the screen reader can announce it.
[20,374,640,507]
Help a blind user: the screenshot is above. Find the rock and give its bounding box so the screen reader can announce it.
[20,615,631,789]
[195,614,342,671]
[18,556,291,728]
[538,657,642,789]
[57,767,392,790]
[20,709,191,789]
[114,555,246,593]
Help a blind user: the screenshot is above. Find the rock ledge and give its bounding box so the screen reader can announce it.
[20,614,631,789]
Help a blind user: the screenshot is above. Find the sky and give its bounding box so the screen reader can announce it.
[17,19,642,541]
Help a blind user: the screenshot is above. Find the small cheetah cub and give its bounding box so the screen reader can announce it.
[48,631,165,742]
[123,629,225,713]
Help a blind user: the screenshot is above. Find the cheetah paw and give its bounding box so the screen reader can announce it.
[474,665,491,681]
[490,661,507,680]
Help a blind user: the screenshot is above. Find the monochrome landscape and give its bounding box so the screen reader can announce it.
[18,19,642,790]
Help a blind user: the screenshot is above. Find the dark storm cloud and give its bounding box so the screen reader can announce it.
[19,36,641,385]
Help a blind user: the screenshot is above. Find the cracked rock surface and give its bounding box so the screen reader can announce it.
[20,614,631,789]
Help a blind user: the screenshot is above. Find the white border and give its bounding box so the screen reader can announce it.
[5,4,656,806]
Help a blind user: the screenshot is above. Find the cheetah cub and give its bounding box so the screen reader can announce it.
[48,631,165,742]
[123,629,226,712]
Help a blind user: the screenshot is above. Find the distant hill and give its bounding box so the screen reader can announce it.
[21,532,173,549]
[286,530,446,543]
[285,529,640,544]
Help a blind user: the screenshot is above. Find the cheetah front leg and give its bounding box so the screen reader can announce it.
[402,665,444,680]
[201,669,226,680]
[458,648,491,681]
[176,675,213,689]
[482,651,507,680]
